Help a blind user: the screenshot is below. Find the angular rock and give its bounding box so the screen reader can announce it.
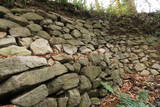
[37,31,51,40]
[81,66,101,81]
[0,45,31,56]
[19,37,33,48]
[9,27,31,37]
[0,37,16,48]
[34,98,57,107]
[0,56,47,79]
[30,38,53,55]
[71,29,81,38]
[11,85,48,107]
[67,89,81,107]
[0,63,67,95]
[47,73,79,94]
[22,12,44,21]
[0,19,19,31]
[63,44,77,55]
[79,93,91,107]
[57,97,68,107]
[52,53,73,63]
[27,24,42,33]
[5,13,29,26]
[79,75,92,91]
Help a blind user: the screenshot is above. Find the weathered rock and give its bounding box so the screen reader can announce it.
[0,19,19,31]
[63,34,73,40]
[30,38,53,55]
[0,45,31,56]
[0,63,67,95]
[79,93,91,107]
[37,31,51,40]
[89,53,103,65]
[27,24,42,33]
[67,40,84,46]
[9,27,31,37]
[71,29,81,38]
[48,25,62,30]
[0,56,47,79]
[134,63,146,71]
[81,66,101,81]
[63,44,77,55]
[50,30,62,37]
[150,69,159,75]
[64,63,75,71]
[67,89,81,107]
[0,37,16,48]
[49,37,66,45]
[79,46,92,54]
[140,70,150,75]
[73,63,81,72]
[11,85,48,107]
[34,98,57,107]
[0,6,10,15]
[152,64,160,70]
[57,97,68,107]
[55,21,64,27]
[0,32,6,38]
[78,57,89,65]
[19,37,33,48]
[52,53,73,62]
[5,13,29,26]
[79,75,92,91]
[90,97,101,105]
[47,73,79,94]
[22,12,44,21]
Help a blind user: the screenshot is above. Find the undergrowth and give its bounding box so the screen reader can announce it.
[101,82,155,107]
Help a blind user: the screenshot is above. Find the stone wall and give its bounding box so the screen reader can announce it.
[0,5,160,107]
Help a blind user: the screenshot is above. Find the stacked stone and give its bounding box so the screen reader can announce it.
[0,6,160,107]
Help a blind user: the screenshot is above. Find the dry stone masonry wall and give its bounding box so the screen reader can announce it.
[0,6,160,107]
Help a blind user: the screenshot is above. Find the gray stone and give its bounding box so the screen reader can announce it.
[0,32,6,38]
[12,85,48,107]
[5,13,29,26]
[79,93,91,107]
[47,73,79,94]
[67,89,81,107]
[52,53,73,62]
[0,19,19,31]
[79,46,92,54]
[30,38,53,55]
[34,98,57,107]
[19,37,33,48]
[63,44,77,55]
[140,70,150,75]
[0,37,16,48]
[0,6,10,15]
[152,64,160,70]
[81,66,101,81]
[67,40,84,46]
[78,57,89,65]
[150,69,159,75]
[48,24,62,30]
[63,34,73,40]
[37,31,51,40]
[0,56,47,78]
[27,24,42,33]
[0,63,67,95]
[49,37,66,45]
[55,21,64,27]
[9,27,31,37]
[50,30,62,37]
[134,63,146,71]
[22,12,44,21]
[79,75,92,91]
[89,53,103,65]
[73,63,81,72]
[64,63,75,71]
[57,97,68,107]
[71,29,81,38]
[0,45,31,56]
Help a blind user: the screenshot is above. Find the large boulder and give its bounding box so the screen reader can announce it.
[0,63,67,95]
[47,73,79,94]
[0,37,16,48]
[0,56,47,78]
[9,27,31,37]
[11,85,48,107]
[30,38,53,55]
[0,19,19,31]
[0,45,31,56]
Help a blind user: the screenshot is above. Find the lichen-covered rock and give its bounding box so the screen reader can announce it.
[19,37,33,48]
[134,63,146,71]
[0,56,47,78]
[90,97,101,105]
[67,89,81,107]
[37,31,51,40]
[0,19,19,31]
[34,98,57,107]
[21,12,44,21]
[79,93,91,107]
[11,85,48,107]
[63,44,77,55]
[9,27,31,37]
[71,29,81,38]
[30,38,53,55]
[57,97,68,107]
[89,53,104,65]
[79,75,92,91]
[47,73,79,94]
[0,45,31,56]
[52,53,73,63]
[81,66,101,81]
[27,24,42,33]
[0,6,10,15]
[0,63,67,95]
[0,37,16,48]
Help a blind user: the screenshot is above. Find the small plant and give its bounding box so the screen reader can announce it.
[101,82,153,107]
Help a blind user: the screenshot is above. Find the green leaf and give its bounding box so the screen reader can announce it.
[101,82,114,94]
